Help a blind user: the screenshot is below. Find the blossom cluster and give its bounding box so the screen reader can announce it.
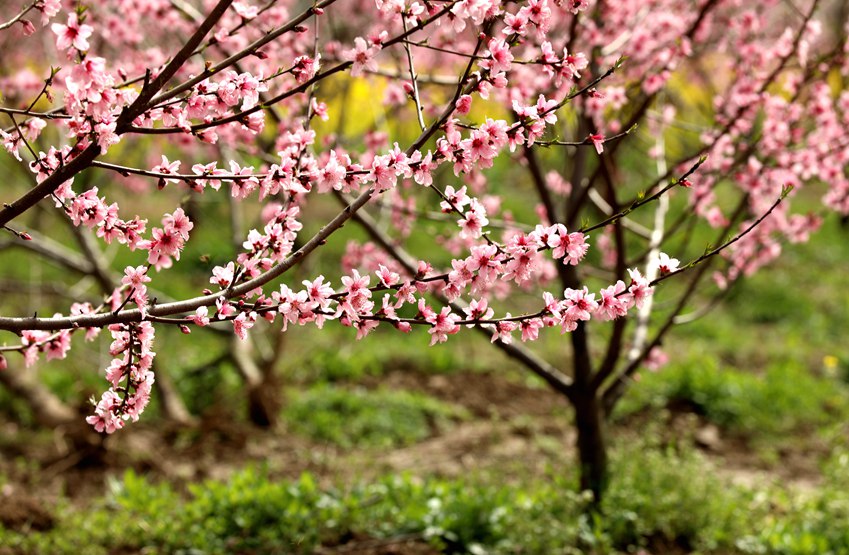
[85,322,156,434]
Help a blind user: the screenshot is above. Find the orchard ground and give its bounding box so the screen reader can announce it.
[1,216,848,553]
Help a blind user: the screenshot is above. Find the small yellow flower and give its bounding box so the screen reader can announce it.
[822,355,840,370]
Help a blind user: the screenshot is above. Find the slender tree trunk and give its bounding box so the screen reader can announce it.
[573,392,608,505]
[246,378,279,428]
[230,337,281,427]
[152,362,197,427]
[0,367,76,427]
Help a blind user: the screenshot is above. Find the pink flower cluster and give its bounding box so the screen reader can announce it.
[86,322,156,434]
[137,70,268,142]
[193,211,659,348]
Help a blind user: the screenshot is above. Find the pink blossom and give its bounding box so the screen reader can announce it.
[293,55,321,84]
[233,1,259,19]
[563,287,597,331]
[121,265,151,289]
[369,154,397,192]
[458,200,489,239]
[626,269,653,309]
[520,318,544,342]
[455,95,473,115]
[188,307,211,327]
[354,318,380,340]
[344,37,378,77]
[163,208,193,241]
[567,0,589,14]
[644,347,669,371]
[588,133,605,155]
[542,291,563,318]
[21,20,36,36]
[426,307,460,345]
[51,13,93,53]
[490,319,518,344]
[152,155,181,184]
[339,269,373,320]
[44,331,72,361]
[482,38,514,73]
[122,265,152,314]
[596,281,629,321]
[211,262,236,289]
[653,252,680,275]
[216,297,237,319]
[376,264,400,287]
[441,185,470,212]
[38,0,61,25]
[503,11,529,36]
[233,311,257,340]
[228,160,259,199]
[463,298,494,326]
[192,162,225,191]
[318,151,348,193]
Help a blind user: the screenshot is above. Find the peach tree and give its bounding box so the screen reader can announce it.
[0,0,847,502]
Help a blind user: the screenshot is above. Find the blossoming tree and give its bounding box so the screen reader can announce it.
[1,0,847,501]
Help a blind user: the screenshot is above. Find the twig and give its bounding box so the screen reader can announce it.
[401,18,427,131]
[0,0,38,31]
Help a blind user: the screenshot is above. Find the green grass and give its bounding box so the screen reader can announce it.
[616,357,848,440]
[9,444,849,554]
[283,384,467,448]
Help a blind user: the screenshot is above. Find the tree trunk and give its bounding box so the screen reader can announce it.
[246,378,280,428]
[230,337,280,428]
[152,361,197,427]
[573,392,608,505]
[0,366,76,427]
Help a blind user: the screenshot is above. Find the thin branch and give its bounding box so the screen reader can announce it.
[0,0,38,31]
[0,107,70,120]
[0,53,476,332]
[593,116,670,390]
[0,1,235,227]
[401,18,427,131]
[586,189,651,239]
[579,155,707,235]
[149,0,339,109]
[1,228,96,276]
[119,0,236,126]
[535,125,636,148]
[130,4,456,135]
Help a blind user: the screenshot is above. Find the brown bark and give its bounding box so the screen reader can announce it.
[230,337,280,428]
[573,392,608,505]
[0,366,75,427]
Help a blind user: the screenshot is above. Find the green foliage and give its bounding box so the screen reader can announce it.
[11,446,849,554]
[178,471,351,553]
[599,445,757,551]
[616,357,848,438]
[283,384,467,448]
[734,450,849,554]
